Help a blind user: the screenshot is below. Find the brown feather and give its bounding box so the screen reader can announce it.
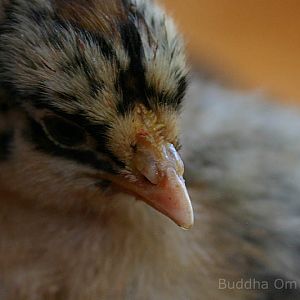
[54,0,127,37]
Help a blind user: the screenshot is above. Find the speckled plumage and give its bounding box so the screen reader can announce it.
[0,0,186,177]
[0,1,300,299]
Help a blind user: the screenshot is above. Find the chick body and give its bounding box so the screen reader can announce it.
[0,1,299,299]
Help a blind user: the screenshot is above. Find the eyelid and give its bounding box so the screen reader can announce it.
[24,105,109,153]
[41,115,88,149]
[25,107,92,150]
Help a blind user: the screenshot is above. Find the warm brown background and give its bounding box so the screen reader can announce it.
[161,0,300,105]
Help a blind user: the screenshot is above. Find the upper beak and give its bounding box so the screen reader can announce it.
[112,142,194,229]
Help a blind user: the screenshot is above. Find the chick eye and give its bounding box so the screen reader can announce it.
[42,116,86,148]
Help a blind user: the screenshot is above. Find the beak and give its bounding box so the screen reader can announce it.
[112,142,194,229]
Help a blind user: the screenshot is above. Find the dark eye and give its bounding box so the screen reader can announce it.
[42,116,86,147]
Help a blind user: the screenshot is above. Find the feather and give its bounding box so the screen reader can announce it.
[0,0,299,299]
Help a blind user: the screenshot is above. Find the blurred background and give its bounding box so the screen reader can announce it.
[160,0,300,105]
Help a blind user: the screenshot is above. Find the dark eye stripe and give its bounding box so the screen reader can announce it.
[22,99,125,168]
[24,116,118,174]
[42,115,86,148]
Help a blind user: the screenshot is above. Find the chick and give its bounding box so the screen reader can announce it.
[0,1,300,300]
[0,0,192,226]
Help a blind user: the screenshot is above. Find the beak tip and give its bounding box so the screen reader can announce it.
[180,223,193,230]
[175,208,194,230]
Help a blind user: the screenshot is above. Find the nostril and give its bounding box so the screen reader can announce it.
[136,157,160,185]
[140,165,160,185]
[141,174,155,185]
[134,148,160,185]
